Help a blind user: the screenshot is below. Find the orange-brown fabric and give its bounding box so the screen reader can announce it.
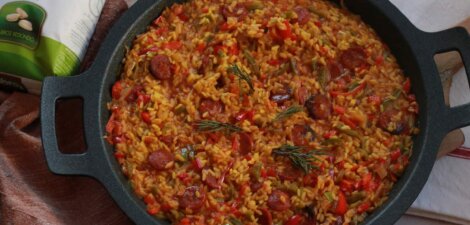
[0,0,132,224]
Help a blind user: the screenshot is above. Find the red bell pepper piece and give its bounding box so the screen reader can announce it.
[357,201,371,214]
[335,191,348,215]
[112,81,123,99]
[284,215,303,225]
[162,41,182,50]
[403,77,411,94]
[141,111,152,124]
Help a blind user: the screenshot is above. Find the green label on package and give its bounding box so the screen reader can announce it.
[0,1,46,49]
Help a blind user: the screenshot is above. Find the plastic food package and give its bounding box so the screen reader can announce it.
[0,0,106,94]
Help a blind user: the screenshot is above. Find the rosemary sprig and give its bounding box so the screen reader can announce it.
[273,105,303,121]
[195,120,243,133]
[229,64,254,94]
[243,49,260,76]
[272,144,325,173]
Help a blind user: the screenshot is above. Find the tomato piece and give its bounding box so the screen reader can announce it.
[199,99,224,116]
[179,218,191,225]
[334,191,348,215]
[146,205,160,215]
[284,215,303,225]
[228,43,240,55]
[141,111,152,124]
[231,135,240,152]
[144,194,156,205]
[112,81,123,99]
[114,152,125,159]
[219,22,235,31]
[213,45,227,55]
[375,55,384,65]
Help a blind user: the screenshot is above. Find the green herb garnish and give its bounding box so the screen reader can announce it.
[290,58,299,75]
[229,64,254,94]
[324,191,334,202]
[272,144,324,173]
[274,105,303,121]
[243,49,260,76]
[195,120,243,133]
[229,217,244,225]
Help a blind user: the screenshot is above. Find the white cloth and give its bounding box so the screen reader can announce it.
[390,0,470,224]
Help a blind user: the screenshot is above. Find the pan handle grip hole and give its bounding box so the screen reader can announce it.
[55,97,87,154]
[433,51,468,107]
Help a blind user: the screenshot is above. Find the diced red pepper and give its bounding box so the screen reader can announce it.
[114,152,125,159]
[163,41,182,50]
[267,167,277,177]
[219,22,235,31]
[228,43,240,55]
[192,158,203,171]
[179,218,191,225]
[231,135,240,152]
[235,110,255,122]
[284,214,303,225]
[177,172,189,181]
[314,21,322,27]
[201,7,209,13]
[213,45,226,55]
[137,94,151,105]
[390,149,401,162]
[335,191,348,215]
[112,81,123,99]
[141,111,152,124]
[267,59,281,66]
[277,20,296,40]
[357,201,371,214]
[139,46,159,55]
[323,130,337,139]
[242,94,250,107]
[144,194,156,205]
[178,13,189,21]
[375,55,384,65]
[161,204,172,212]
[340,115,357,129]
[196,43,206,53]
[239,183,249,196]
[155,27,168,35]
[403,77,411,94]
[333,105,346,115]
[146,206,160,215]
[261,168,267,178]
[340,179,355,192]
[361,173,372,191]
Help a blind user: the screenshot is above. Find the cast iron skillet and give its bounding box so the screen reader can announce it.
[41,0,470,224]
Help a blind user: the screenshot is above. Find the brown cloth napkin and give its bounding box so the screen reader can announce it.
[0,0,132,224]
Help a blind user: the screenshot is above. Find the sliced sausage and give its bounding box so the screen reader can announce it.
[305,94,332,120]
[199,99,223,116]
[148,150,174,171]
[378,108,409,134]
[294,6,311,25]
[291,124,308,146]
[340,47,368,71]
[257,208,273,225]
[150,54,172,80]
[204,174,220,189]
[268,190,291,211]
[278,166,300,181]
[179,186,206,210]
[327,60,344,80]
[239,132,254,155]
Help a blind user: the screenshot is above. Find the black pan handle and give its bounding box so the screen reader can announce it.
[41,72,98,176]
[425,27,470,132]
